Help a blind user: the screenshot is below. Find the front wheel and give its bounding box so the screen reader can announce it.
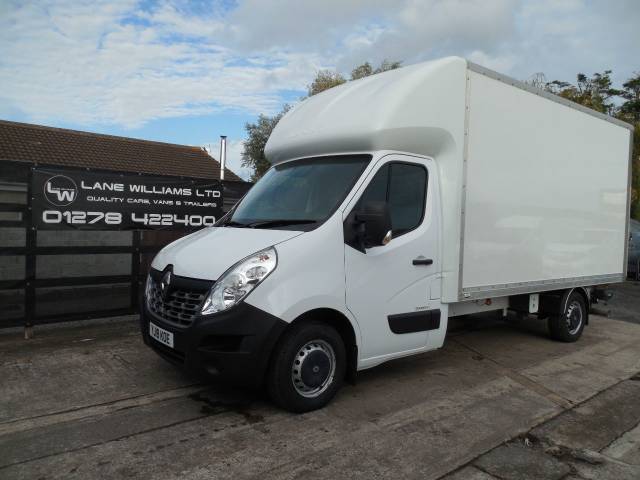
[548,291,587,342]
[267,322,345,413]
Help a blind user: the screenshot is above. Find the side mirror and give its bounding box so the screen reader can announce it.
[355,201,392,249]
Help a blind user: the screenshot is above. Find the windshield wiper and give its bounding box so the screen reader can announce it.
[224,220,249,228]
[244,219,318,228]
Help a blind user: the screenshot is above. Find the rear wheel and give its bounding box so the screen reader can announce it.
[267,322,346,413]
[548,291,587,342]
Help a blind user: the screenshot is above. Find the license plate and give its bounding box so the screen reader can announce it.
[149,322,174,348]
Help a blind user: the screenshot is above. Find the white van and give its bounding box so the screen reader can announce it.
[142,57,633,412]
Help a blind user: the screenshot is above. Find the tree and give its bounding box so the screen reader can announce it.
[241,105,290,181]
[350,62,373,80]
[350,59,402,81]
[546,71,621,115]
[373,59,402,75]
[307,70,346,97]
[616,73,640,218]
[309,59,402,96]
[632,123,640,217]
[525,72,548,90]
[619,73,640,123]
[242,60,402,180]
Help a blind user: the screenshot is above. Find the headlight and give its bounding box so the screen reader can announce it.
[201,247,277,315]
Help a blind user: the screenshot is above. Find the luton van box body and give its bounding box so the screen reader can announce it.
[141,57,633,412]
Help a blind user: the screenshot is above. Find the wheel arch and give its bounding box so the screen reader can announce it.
[563,287,590,325]
[287,308,359,384]
[540,287,590,324]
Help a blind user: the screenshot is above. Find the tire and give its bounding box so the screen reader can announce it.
[548,291,587,342]
[267,321,346,413]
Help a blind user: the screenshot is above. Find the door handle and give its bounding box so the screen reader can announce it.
[412,257,433,266]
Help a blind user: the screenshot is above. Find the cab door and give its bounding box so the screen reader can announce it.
[343,154,443,366]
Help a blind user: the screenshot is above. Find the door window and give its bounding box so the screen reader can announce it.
[356,162,428,236]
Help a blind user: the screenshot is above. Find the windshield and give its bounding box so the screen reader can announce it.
[227,155,371,229]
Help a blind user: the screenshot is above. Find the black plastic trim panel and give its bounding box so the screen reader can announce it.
[388,309,441,334]
[141,300,287,388]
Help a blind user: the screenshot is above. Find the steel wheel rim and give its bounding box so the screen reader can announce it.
[291,339,336,398]
[566,300,583,335]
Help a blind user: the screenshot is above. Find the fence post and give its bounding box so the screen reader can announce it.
[24,166,36,339]
[131,230,141,312]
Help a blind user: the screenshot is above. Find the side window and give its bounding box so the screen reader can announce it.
[388,163,427,234]
[356,162,427,236]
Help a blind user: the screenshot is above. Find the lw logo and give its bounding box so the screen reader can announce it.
[44,175,78,206]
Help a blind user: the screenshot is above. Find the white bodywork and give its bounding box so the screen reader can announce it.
[266,56,633,302]
[266,57,469,303]
[153,57,633,370]
[462,69,630,298]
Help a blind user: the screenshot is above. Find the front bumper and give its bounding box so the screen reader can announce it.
[141,301,287,388]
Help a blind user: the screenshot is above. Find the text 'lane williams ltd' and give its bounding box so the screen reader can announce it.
[80,181,221,198]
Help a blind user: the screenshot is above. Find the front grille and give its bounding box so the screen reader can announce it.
[146,272,212,328]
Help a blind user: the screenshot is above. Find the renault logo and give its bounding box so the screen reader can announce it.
[160,271,172,300]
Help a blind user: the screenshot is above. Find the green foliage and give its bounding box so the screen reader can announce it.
[546,71,639,219]
[350,60,402,81]
[617,74,640,218]
[619,74,640,123]
[241,105,290,182]
[350,62,373,81]
[374,59,402,74]
[242,60,402,180]
[546,71,621,115]
[631,123,640,219]
[307,70,346,97]
[309,59,402,96]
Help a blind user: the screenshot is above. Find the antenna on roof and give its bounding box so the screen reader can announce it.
[219,136,227,181]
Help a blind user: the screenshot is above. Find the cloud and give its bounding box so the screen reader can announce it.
[0,0,638,131]
[0,1,322,127]
[226,0,397,51]
[510,0,639,85]
[226,138,253,181]
[467,51,517,73]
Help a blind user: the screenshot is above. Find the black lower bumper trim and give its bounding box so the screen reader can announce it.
[141,301,287,388]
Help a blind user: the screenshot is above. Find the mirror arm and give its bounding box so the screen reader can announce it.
[355,219,367,253]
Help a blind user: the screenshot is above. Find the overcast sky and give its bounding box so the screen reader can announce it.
[1,0,638,179]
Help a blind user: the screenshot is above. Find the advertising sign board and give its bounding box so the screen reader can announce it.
[32,167,223,230]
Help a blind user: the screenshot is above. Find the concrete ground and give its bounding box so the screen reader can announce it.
[606,280,640,324]
[0,295,639,479]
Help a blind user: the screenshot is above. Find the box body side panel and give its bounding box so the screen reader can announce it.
[461,70,630,298]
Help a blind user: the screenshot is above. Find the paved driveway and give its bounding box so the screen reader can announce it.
[1,309,639,479]
[608,280,640,324]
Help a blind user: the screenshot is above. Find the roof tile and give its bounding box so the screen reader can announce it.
[0,120,244,182]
